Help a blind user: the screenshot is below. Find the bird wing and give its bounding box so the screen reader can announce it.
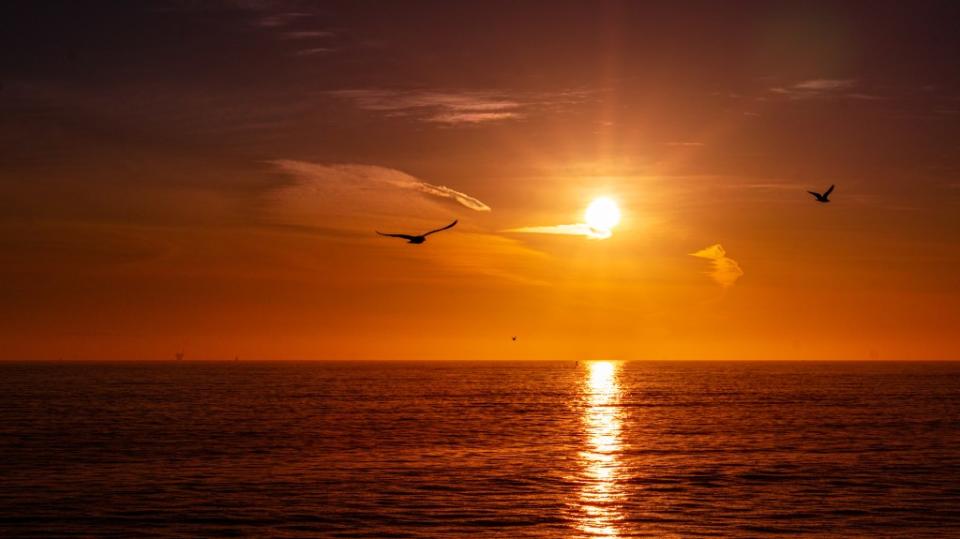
[377,232,419,240]
[807,191,821,198]
[422,219,458,236]
[824,184,835,196]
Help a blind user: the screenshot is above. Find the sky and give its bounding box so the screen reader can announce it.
[2,1,959,360]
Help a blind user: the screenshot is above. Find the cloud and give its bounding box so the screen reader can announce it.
[256,12,313,27]
[428,111,521,124]
[403,179,491,211]
[769,78,859,99]
[265,161,490,231]
[330,90,521,124]
[792,79,856,91]
[271,160,490,211]
[507,223,611,240]
[690,244,744,287]
[250,10,337,54]
[280,30,334,39]
[294,47,336,56]
[665,142,705,147]
[846,93,886,101]
[330,89,590,125]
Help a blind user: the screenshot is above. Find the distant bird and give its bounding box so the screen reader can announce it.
[511,336,517,342]
[376,220,458,244]
[807,184,835,203]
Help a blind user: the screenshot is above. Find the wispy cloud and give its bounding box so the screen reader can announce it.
[769,78,863,100]
[294,47,336,56]
[250,8,336,55]
[330,90,521,124]
[403,178,491,211]
[690,244,744,287]
[268,161,491,221]
[280,30,334,39]
[665,141,705,147]
[330,89,589,125]
[506,223,612,240]
[428,111,520,124]
[256,12,313,28]
[846,93,887,101]
[793,79,856,91]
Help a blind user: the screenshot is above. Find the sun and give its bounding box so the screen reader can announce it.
[584,197,621,233]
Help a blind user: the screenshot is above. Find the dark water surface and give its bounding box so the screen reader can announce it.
[1,361,959,538]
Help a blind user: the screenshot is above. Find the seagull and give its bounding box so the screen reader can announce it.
[807,184,835,203]
[376,220,458,244]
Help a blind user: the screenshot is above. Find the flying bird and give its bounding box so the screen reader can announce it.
[376,220,458,244]
[807,184,835,203]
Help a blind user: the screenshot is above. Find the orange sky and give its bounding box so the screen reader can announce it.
[1,2,958,359]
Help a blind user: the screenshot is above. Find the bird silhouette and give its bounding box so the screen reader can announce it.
[511,336,517,342]
[376,220,458,244]
[807,184,835,203]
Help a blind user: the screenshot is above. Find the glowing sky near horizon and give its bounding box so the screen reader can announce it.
[1,1,959,360]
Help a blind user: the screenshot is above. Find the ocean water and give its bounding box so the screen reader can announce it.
[1,361,959,538]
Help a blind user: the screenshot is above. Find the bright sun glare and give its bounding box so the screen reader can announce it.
[584,197,621,233]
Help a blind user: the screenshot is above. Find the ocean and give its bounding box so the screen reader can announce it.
[1,360,958,537]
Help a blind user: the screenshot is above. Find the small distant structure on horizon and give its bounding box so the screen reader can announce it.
[175,351,184,361]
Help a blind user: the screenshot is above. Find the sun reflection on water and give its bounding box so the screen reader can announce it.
[577,360,625,537]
